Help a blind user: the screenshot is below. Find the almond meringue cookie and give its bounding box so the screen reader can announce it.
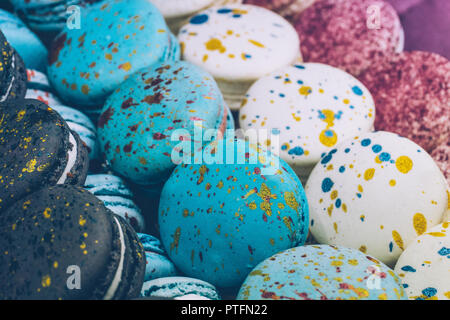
[394,222,450,300]
[178,4,302,111]
[305,131,448,267]
[239,63,375,183]
[150,0,243,34]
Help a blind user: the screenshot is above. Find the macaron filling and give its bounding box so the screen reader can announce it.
[103,215,126,300]
[57,132,78,184]
[0,53,15,102]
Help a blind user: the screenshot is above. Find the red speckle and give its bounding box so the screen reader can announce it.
[142,93,164,105]
[97,106,114,128]
[153,132,167,140]
[49,32,67,65]
[262,213,267,222]
[123,141,133,153]
[254,167,261,174]
[261,291,279,300]
[248,245,254,255]
[121,97,138,109]
[129,124,139,132]
[199,252,203,262]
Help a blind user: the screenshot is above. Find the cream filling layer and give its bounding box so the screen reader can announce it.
[0,54,15,102]
[103,216,125,300]
[57,132,77,184]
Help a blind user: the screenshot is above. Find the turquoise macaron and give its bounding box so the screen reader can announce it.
[84,174,145,232]
[141,277,220,300]
[158,138,309,288]
[47,0,180,116]
[0,9,48,72]
[238,245,408,300]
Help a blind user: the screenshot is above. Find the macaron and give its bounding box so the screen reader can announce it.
[0,9,48,72]
[138,233,178,282]
[178,4,301,110]
[150,0,243,34]
[158,138,309,288]
[237,245,407,300]
[47,0,181,115]
[25,69,63,106]
[0,30,27,104]
[239,63,375,183]
[52,105,98,161]
[293,0,404,77]
[8,0,104,35]
[243,0,316,21]
[84,174,145,233]
[305,131,448,267]
[0,184,146,300]
[358,51,450,155]
[394,222,450,300]
[97,60,232,188]
[141,277,220,300]
[0,99,89,212]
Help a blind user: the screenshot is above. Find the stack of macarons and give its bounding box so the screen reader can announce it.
[0,0,449,301]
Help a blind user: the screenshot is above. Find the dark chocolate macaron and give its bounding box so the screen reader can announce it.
[0,99,89,212]
[0,30,27,103]
[0,184,146,300]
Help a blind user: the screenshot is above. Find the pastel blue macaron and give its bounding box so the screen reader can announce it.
[138,233,178,282]
[0,9,48,72]
[141,277,221,300]
[158,137,309,288]
[25,69,63,106]
[47,0,180,113]
[84,174,145,232]
[97,60,233,189]
[51,105,98,161]
[237,245,408,300]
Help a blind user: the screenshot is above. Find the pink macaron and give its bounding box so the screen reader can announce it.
[293,0,404,77]
[358,51,450,157]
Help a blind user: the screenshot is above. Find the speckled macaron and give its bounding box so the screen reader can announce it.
[358,51,450,154]
[394,222,450,300]
[25,69,63,106]
[178,4,301,110]
[150,0,243,34]
[0,9,48,72]
[158,138,309,288]
[239,63,375,183]
[243,0,316,21]
[293,0,404,77]
[47,0,180,115]
[84,174,145,233]
[0,184,146,300]
[97,60,232,188]
[0,30,27,104]
[138,233,178,282]
[237,245,407,300]
[305,131,448,267]
[141,277,220,300]
[0,99,89,212]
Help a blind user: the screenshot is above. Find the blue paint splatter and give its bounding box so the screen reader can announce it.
[335,199,341,208]
[294,65,305,69]
[339,166,345,173]
[190,14,209,24]
[288,146,304,156]
[361,139,371,147]
[379,152,391,162]
[320,153,333,165]
[344,148,351,153]
[271,128,280,135]
[352,85,363,96]
[401,265,416,272]
[372,144,382,153]
[421,287,437,298]
[321,178,334,193]
[217,8,232,14]
[389,242,393,252]
[437,247,450,257]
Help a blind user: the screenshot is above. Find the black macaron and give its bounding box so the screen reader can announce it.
[0,98,89,212]
[0,30,26,104]
[0,184,146,300]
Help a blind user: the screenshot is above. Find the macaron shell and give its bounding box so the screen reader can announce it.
[178,4,300,81]
[239,63,375,181]
[305,131,448,267]
[141,277,220,300]
[158,138,309,288]
[150,0,217,18]
[0,185,116,299]
[358,51,450,154]
[237,245,407,300]
[394,222,450,300]
[294,0,403,77]
[47,0,178,108]
[243,0,316,21]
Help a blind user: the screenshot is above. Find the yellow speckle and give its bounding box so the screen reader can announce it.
[331,260,343,266]
[364,168,375,181]
[331,190,338,200]
[22,159,37,173]
[348,259,359,266]
[359,245,367,253]
[16,110,26,121]
[248,39,265,48]
[392,230,404,250]
[41,275,51,288]
[396,156,413,174]
[79,215,87,226]
[413,213,427,236]
[53,261,58,269]
[205,38,226,53]
[426,232,446,237]
[43,208,51,219]
[299,86,312,96]
[389,179,396,186]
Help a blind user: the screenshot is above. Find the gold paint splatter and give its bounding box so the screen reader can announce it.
[413,213,427,236]
[392,230,404,250]
[396,156,413,174]
[205,38,226,53]
[364,168,375,181]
